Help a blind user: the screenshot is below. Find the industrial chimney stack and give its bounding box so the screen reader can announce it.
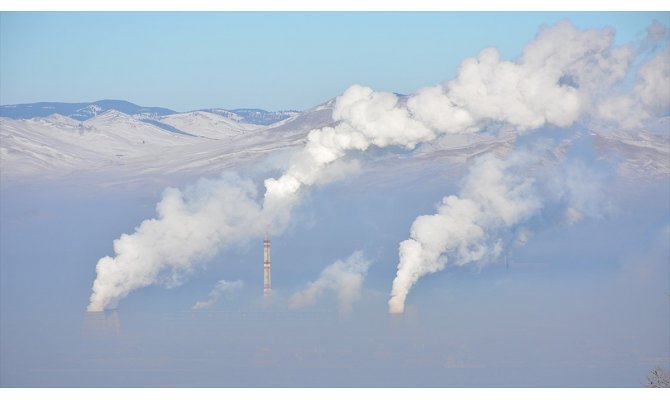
[263,231,271,296]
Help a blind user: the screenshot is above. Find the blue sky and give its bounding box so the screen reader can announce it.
[0,12,667,111]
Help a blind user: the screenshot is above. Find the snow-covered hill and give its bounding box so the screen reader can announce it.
[155,111,262,140]
[0,100,175,121]
[592,124,670,179]
[1,98,668,184]
[0,100,335,182]
[0,111,203,178]
[0,100,297,126]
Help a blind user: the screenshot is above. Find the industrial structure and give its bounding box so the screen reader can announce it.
[263,231,271,296]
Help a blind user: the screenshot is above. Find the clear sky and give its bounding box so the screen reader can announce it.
[0,12,667,111]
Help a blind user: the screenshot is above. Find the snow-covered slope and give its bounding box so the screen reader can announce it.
[83,110,199,148]
[0,100,297,126]
[592,123,670,179]
[0,111,201,178]
[2,98,668,185]
[0,104,315,182]
[0,100,176,121]
[156,111,262,140]
[0,114,90,174]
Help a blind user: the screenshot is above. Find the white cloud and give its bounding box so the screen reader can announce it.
[389,153,542,314]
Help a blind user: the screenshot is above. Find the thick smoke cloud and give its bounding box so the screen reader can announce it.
[389,153,542,314]
[263,85,436,206]
[88,20,668,312]
[192,279,243,310]
[597,46,670,128]
[88,174,289,311]
[595,21,669,129]
[387,148,618,313]
[289,251,370,317]
[409,20,635,134]
[387,20,669,314]
[265,20,651,209]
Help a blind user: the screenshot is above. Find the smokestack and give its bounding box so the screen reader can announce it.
[263,231,271,296]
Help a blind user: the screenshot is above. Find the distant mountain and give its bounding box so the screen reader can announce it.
[0,99,335,181]
[3,96,667,184]
[0,100,175,121]
[0,100,298,126]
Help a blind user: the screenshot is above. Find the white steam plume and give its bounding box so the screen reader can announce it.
[408,20,635,134]
[387,20,669,314]
[289,251,370,318]
[389,153,542,314]
[88,20,666,311]
[87,174,292,311]
[263,84,436,207]
[192,279,243,310]
[264,20,645,207]
[597,46,670,128]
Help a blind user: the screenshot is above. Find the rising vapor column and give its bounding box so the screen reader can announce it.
[263,231,271,296]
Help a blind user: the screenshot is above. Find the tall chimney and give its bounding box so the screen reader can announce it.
[263,231,271,296]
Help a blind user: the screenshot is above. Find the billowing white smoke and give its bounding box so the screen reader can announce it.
[597,46,670,128]
[387,20,669,314]
[265,20,648,207]
[88,174,287,311]
[88,69,440,311]
[408,20,635,134]
[88,20,667,311]
[386,147,616,314]
[289,251,370,317]
[263,84,436,207]
[388,154,542,314]
[192,279,243,310]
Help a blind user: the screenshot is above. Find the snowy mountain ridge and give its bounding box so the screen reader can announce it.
[0,101,335,183]
[0,100,296,126]
[1,98,668,185]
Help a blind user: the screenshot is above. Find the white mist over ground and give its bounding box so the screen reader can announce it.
[192,279,243,310]
[290,251,371,318]
[1,170,668,387]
